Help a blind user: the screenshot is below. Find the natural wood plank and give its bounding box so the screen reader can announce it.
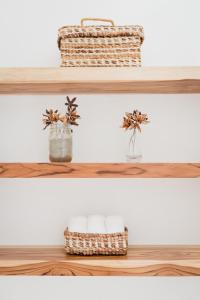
[0,67,200,94]
[0,163,199,178]
[0,246,200,276]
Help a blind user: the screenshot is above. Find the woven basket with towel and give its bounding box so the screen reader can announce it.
[58,18,144,67]
[64,215,128,255]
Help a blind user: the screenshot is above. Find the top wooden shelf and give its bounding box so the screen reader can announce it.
[0,67,199,94]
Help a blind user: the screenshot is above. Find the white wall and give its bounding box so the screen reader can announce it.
[0,0,200,299]
[1,277,200,300]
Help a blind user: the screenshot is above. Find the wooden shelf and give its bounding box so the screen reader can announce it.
[0,67,200,94]
[0,245,200,276]
[0,163,199,178]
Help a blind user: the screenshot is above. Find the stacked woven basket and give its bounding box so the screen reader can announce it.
[58,18,144,67]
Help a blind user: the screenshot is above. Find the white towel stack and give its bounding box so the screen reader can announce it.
[105,216,124,233]
[68,216,87,233]
[68,215,124,233]
[87,215,106,233]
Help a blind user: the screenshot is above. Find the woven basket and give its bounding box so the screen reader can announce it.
[58,18,144,67]
[64,227,128,255]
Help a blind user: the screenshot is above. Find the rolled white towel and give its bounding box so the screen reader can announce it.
[68,216,87,233]
[105,216,124,233]
[87,215,106,233]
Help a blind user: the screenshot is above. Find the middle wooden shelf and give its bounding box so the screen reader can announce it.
[0,163,199,178]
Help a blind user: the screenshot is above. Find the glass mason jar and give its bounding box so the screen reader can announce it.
[126,128,142,162]
[49,123,72,162]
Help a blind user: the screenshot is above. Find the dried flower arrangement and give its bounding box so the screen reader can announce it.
[122,109,149,162]
[42,96,80,130]
[122,109,149,132]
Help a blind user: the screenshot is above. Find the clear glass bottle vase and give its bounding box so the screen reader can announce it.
[126,128,142,162]
[49,123,72,162]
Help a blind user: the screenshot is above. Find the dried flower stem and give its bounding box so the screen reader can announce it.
[129,128,137,154]
[122,109,149,160]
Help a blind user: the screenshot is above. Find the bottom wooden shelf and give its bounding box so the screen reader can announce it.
[0,245,200,276]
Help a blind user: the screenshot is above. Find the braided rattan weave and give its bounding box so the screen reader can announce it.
[58,18,144,67]
[64,227,128,255]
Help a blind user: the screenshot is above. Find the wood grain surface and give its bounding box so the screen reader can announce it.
[0,245,200,276]
[0,67,200,94]
[0,163,199,178]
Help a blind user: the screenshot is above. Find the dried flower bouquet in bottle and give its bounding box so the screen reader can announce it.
[42,96,80,162]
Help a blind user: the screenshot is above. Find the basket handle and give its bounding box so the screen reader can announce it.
[81,18,115,26]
